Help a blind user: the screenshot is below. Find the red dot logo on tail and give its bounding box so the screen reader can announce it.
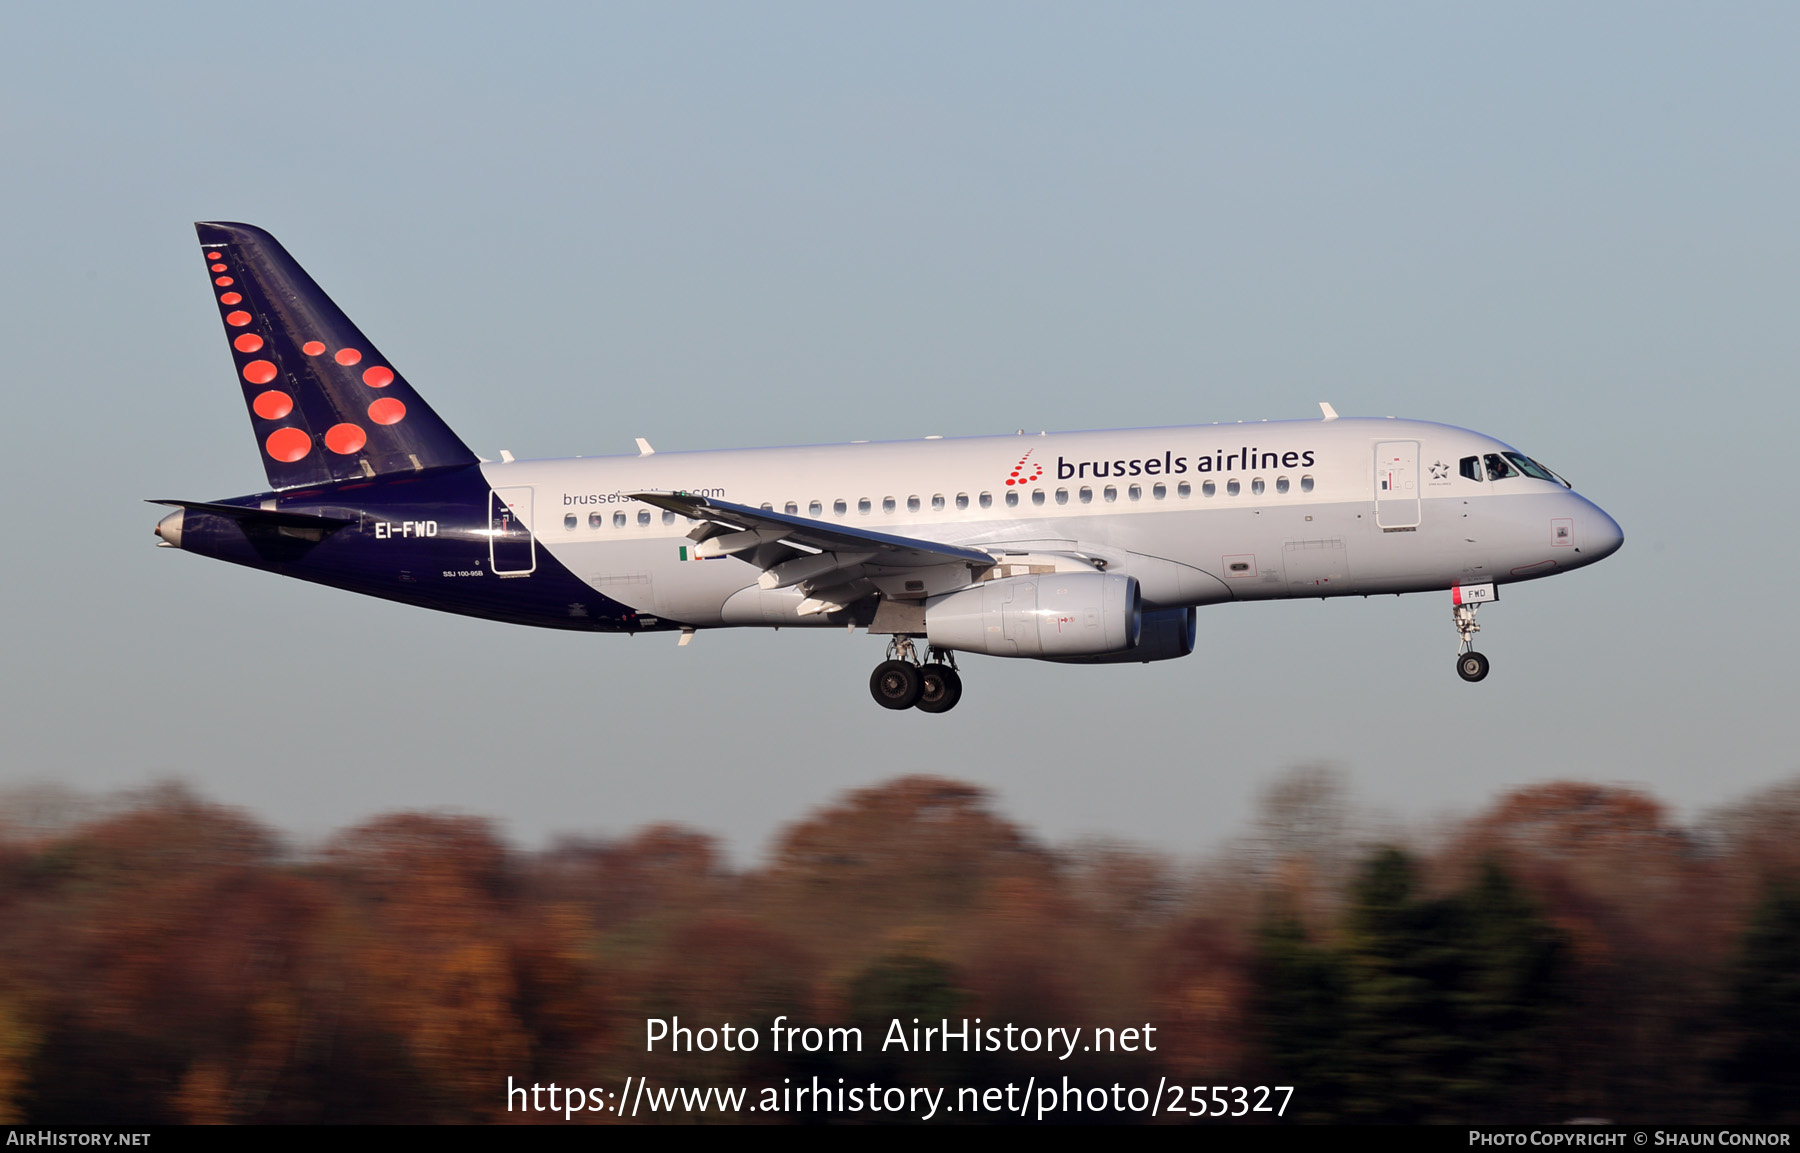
[252,390,293,420]
[219,292,242,305]
[335,348,362,366]
[361,366,394,388]
[265,427,311,462]
[242,360,278,385]
[233,333,263,353]
[225,311,252,327]
[302,341,325,356]
[367,397,406,425]
[324,423,366,455]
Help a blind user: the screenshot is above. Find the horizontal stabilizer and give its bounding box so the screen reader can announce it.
[148,499,354,531]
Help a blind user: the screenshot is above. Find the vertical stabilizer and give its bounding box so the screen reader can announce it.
[194,222,477,489]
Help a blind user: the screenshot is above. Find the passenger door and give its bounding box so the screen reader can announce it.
[489,486,536,575]
[1374,441,1421,529]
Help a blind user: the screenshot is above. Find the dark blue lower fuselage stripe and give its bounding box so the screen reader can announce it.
[174,466,662,632]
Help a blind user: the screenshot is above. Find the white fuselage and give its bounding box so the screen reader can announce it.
[475,416,1621,628]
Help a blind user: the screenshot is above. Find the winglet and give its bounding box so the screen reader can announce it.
[1320,402,1339,421]
[636,437,656,456]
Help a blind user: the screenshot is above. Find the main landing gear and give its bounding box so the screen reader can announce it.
[1453,600,1491,683]
[869,637,963,713]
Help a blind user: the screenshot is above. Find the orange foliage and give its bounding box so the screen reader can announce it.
[0,773,1789,1123]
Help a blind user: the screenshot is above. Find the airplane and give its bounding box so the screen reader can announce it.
[153,222,1624,713]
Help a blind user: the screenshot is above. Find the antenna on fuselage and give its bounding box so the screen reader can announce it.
[1319,402,1339,421]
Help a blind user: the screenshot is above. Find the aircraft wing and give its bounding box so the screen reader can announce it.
[629,492,995,599]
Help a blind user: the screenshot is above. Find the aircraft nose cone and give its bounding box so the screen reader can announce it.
[1586,505,1623,561]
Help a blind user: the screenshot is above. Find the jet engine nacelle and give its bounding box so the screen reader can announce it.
[1041,606,1197,664]
[925,572,1141,657]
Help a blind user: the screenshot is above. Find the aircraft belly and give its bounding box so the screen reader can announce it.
[539,536,746,625]
[1350,497,1494,593]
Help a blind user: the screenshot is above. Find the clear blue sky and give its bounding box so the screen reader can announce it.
[3,3,1795,857]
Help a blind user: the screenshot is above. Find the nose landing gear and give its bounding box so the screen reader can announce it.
[1456,647,1490,682]
[868,637,964,713]
[1453,596,1491,682]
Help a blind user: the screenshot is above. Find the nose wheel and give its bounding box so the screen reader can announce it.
[868,638,964,713]
[1452,599,1491,682]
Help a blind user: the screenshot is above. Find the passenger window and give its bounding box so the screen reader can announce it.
[1153,483,1166,499]
[614,511,626,527]
[589,512,603,529]
[1227,479,1241,497]
[564,513,577,530]
[859,498,872,515]
[637,510,651,526]
[1104,485,1118,502]
[1032,489,1046,506]
[760,503,773,511]
[785,501,798,515]
[1275,476,1289,494]
[931,494,944,511]
[1459,456,1483,482]
[1202,481,1216,497]
[663,510,676,525]
[1055,488,1069,504]
[1005,490,1019,507]
[1300,475,1314,493]
[956,492,969,510]
[881,496,895,513]
[979,492,992,509]
[1178,481,1191,498]
[1128,484,1142,501]
[1079,486,1093,504]
[810,500,823,516]
[1484,453,1518,481]
[833,499,847,516]
[1251,478,1265,496]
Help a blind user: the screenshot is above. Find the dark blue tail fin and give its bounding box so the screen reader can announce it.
[195,222,478,489]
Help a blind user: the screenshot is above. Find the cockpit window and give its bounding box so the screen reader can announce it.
[1483,453,1519,481]
[1504,452,1569,486]
[1459,456,1483,482]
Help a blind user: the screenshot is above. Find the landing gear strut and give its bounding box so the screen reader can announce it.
[1453,601,1490,682]
[868,638,963,713]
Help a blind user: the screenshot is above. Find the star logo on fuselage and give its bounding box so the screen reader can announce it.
[1429,460,1450,480]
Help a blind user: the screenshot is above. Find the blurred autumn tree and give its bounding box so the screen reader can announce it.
[1718,880,1800,1122]
[1252,848,1566,1123]
[0,771,1791,1123]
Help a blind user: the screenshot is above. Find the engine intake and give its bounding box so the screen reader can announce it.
[925,572,1141,657]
